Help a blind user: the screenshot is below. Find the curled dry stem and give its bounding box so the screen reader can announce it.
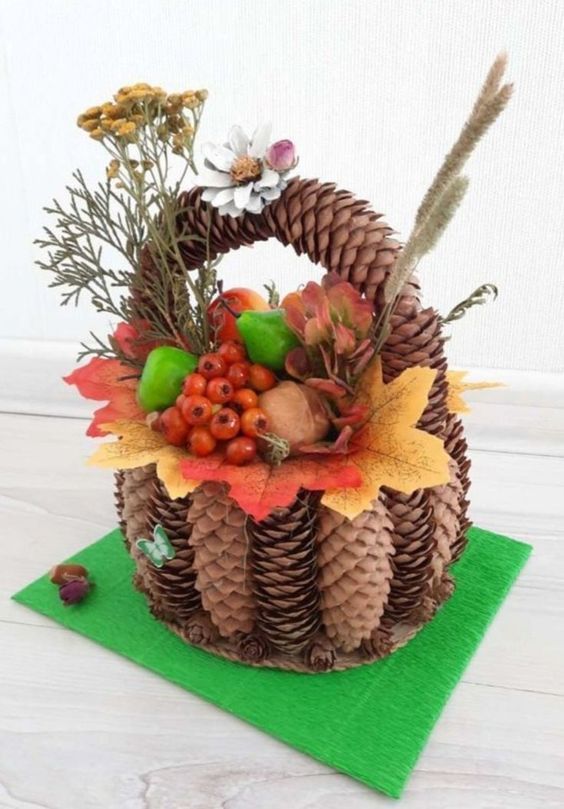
[440,282,498,325]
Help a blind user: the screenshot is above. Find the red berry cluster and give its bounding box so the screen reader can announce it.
[157,341,276,465]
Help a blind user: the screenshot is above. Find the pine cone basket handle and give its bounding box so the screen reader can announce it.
[174,178,401,304]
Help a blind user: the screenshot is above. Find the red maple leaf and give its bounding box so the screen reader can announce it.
[64,357,145,437]
[180,452,362,521]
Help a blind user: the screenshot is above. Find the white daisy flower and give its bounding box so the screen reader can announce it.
[198,124,297,218]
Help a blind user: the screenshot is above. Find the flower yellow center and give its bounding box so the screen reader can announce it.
[230,155,262,184]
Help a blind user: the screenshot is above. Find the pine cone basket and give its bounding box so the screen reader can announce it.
[119,177,472,672]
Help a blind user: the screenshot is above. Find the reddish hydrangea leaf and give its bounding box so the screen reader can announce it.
[287,276,373,345]
[64,357,145,437]
[301,281,327,315]
[334,323,356,355]
[284,346,311,379]
[305,377,348,398]
[333,401,370,429]
[298,425,354,455]
[326,281,373,336]
[282,293,307,338]
[304,317,330,345]
[180,452,362,521]
[113,320,162,362]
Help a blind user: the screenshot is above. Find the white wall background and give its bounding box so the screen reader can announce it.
[1,0,563,396]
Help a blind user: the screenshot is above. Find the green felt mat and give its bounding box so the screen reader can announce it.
[13,526,530,798]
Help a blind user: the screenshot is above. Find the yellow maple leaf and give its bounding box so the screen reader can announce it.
[87,420,197,500]
[322,360,450,519]
[446,370,504,414]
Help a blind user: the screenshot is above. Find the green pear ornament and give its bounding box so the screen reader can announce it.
[137,346,197,412]
[236,309,300,371]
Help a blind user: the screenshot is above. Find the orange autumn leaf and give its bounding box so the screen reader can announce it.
[181,451,362,522]
[64,357,145,437]
[446,370,504,414]
[87,420,196,500]
[322,359,450,519]
[87,418,361,519]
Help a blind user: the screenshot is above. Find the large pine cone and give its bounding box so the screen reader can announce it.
[429,459,463,603]
[443,413,472,562]
[316,499,395,652]
[141,481,201,623]
[381,296,448,437]
[380,294,452,623]
[249,491,322,655]
[120,466,155,548]
[187,482,255,638]
[382,489,437,625]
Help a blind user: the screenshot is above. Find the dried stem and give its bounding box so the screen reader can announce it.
[383,175,469,309]
[372,53,512,352]
[36,84,216,362]
[471,51,508,117]
[415,55,512,228]
[440,282,498,325]
[261,433,291,465]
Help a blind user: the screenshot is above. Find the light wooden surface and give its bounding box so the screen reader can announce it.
[1,404,563,809]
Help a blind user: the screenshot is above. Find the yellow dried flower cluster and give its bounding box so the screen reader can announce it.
[76,83,208,150]
[105,159,120,179]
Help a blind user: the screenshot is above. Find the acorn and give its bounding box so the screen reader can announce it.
[258,381,331,454]
[49,563,89,585]
[59,578,91,606]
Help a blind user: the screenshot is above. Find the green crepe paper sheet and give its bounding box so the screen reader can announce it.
[13,526,530,798]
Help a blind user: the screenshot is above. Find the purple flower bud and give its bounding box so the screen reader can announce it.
[265,139,296,172]
[59,578,90,606]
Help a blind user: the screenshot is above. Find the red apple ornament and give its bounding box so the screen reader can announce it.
[208,287,270,343]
